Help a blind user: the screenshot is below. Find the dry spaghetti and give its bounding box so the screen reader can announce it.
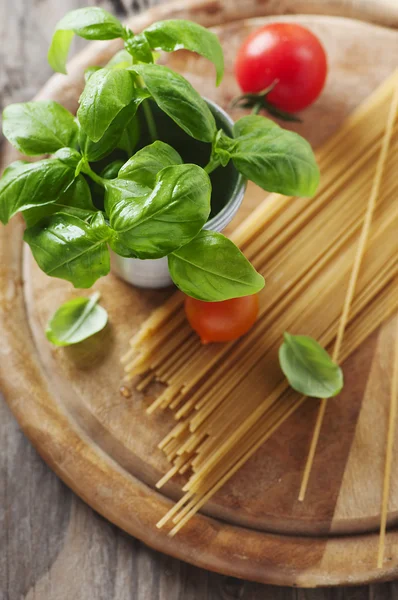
[122,70,398,537]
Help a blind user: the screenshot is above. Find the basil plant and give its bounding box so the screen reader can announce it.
[0,7,320,301]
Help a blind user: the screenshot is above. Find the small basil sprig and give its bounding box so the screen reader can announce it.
[279,333,344,398]
[3,101,78,155]
[24,212,112,289]
[48,7,224,86]
[48,7,125,74]
[0,9,320,303]
[168,231,265,301]
[108,164,211,259]
[78,69,138,142]
[0,158,75,224]
[46,291,108,346]
[23,176,95,228]
[118,140,182,187]
[210,115,320,197]
[78,100,142,162]
[130,64,217,143]
[143,20,224,85]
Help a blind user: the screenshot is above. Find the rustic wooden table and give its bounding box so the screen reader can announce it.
[1,1,397,598]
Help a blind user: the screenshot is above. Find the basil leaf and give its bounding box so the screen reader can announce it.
[0,159,75,225]
[54,147,82,169]
[24,212,112,288]
[46,291,108,346]
[2,160,29,176]
[279,333,344,398]
[144,20,224,85]
[104,177,150,212]
[48,7,125,74]
[101,160,125,180]
[107,49,134,68]
[118,141,182,187]
[101,178,149,257]
[117,116,140,156]
[108,164,211,259]
[2,101,78,155]
[79,99,142,162]
[125,32,154,63]
[84,66,101,82]
[168,231,265,301]
[23,176,95,227]
[130,64,216,142]
[229,116,319,197]
[77,68,136,143]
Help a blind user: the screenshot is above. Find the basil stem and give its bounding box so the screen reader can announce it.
[81,162,106,187]
[142,98,158,142]
[204,156,221,175]
[133,68,158,143]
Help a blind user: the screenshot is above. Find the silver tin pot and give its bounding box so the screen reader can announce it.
[111,99,246,289]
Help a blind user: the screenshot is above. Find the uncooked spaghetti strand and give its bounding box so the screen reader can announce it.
[189,223,397,442]
[161,180,397,404]
[191,286,398,490]
[299,81,398,502]
[174,297,398,528]
[125,292,184,350]
[378,310,398,568]
[187,198,396,427]
[169,397,307,535]
[160,283,397,532]
[183,191,398,495]
[246,121,398,265]
[173,398,299,521]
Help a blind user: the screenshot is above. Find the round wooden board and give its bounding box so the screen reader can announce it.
[1,0,398,588]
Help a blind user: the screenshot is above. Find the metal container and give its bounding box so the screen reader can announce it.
[111,98,246,289]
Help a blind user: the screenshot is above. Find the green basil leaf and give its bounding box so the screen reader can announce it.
[125,32,154,63]
[101,160,125,180]
[144,20,224,85]
[107,164,211,259]
[77,68,136,143]
[230,115,319,197]
[118,141,182,187]
[2,160,29,176]
[24,212,112,288]
[107,49,134,68]
[117,117,140,156]
[130,64,216,142]
[2,101,78,155]
[79,99,143,162]
[48,7,125,74]
[54,147,82,168]
[0,159,75,225]
[279,333,344,398]
[104,178,151,214]
[84,66,102,82]
[168,230,265,301]
[23,176,95,227]
[46,291,108,346]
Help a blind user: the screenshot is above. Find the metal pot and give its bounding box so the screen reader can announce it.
[111,98,246,289]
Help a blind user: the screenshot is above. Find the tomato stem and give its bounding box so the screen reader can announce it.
[230,81,302,123]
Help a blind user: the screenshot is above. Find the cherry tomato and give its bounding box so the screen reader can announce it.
[184,295,259,344]
[235,23,327,112]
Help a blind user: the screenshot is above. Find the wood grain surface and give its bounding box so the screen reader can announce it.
[1,0,398,599]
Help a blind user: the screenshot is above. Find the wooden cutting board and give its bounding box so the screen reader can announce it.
[1,0,398,587]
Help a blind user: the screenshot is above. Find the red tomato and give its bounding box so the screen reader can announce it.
[184,295,259,344]
[235,23,327,112]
